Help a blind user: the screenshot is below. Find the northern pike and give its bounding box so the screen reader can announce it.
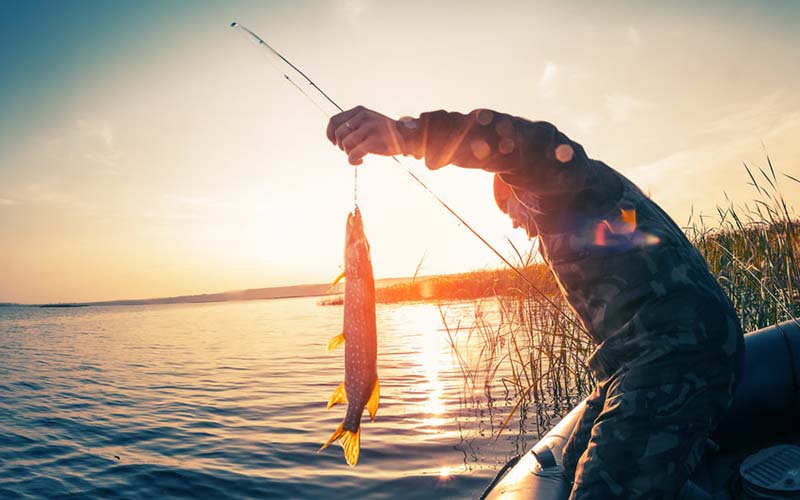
[319,207,380,466]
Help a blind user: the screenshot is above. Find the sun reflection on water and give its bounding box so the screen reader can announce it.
[390,304,451,428]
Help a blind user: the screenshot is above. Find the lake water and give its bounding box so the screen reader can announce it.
[0,297,563,499]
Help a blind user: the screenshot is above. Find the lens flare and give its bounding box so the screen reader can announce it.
[470,139,491,160]
[555,144,574,163]
[499,137,515,154]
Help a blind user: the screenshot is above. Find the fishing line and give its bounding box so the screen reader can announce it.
[354,161,358,208]
[230,22,585,332]
[232,22,361,209]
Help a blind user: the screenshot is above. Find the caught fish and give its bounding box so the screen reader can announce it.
[319,207,380,466]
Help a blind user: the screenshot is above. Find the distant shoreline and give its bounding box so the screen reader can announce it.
[1,277,416,308]
[38,303,89,308]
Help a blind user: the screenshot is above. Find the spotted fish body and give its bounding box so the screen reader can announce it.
[319,207,379,466]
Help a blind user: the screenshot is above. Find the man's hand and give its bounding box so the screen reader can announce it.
[326,106,405,165]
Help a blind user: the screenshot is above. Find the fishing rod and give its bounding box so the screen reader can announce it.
[230,22,586,333]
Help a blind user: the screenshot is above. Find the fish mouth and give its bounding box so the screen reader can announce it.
[346,207,366,245]
[345,207,370,266]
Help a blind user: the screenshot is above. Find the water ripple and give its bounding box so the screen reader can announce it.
[0,299,521,499]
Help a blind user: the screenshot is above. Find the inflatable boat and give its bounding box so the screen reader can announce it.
[479,319,800,500]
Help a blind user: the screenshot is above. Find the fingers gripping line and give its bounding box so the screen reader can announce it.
[327,105,366,144]
[334,112,368,149]
[327,106,405,166]
[346,122,401,165]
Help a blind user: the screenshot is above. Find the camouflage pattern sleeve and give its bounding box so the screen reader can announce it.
[395,109,623,234]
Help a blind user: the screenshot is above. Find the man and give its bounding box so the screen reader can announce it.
[326,106,744,499]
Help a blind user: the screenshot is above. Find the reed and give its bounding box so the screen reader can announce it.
[374,265,559,304]
[441,268,594,448]
[686,161,800,331]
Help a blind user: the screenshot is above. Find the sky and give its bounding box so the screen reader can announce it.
[1,0,799,304]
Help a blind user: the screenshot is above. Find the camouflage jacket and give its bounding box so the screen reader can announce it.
[397,109,740,376]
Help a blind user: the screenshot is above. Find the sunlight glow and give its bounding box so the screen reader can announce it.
[417,315,447,418]
[391,305,450,425]
[422,416,448,427]
[3,2,800,303]
[420,281,435,300]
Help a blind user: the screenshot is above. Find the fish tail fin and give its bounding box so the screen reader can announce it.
[367,378,380,422]
[319,422,345,452]
[318,422,361,467]
[326,382,347,409]
[340,426,361,466]
[326,332,345,351]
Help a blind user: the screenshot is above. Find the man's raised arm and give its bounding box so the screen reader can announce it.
[328,106,623,233]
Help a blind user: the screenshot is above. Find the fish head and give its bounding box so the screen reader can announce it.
[345,207,371,272]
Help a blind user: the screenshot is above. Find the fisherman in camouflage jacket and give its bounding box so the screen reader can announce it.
[326,106,745,500]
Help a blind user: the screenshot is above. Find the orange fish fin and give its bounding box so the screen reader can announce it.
[318,422,344,452]
[367,378,380,422]
[326,382,347,409]
[339,427,361,466]
[330,271,346,287]
[326,332,345,352]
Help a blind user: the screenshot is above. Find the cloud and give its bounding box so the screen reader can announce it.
[696,92,800,142]
[622,140,744,223]
[536,62,590,100]
[574,113,599,133]
[85,151,123,170]
[623,113,800,217]
[605,93,651,123]
[626,26,641,47]
[22,182,73,205]
[539,61,559,89]
[765,110,800,139]
[77,118,114,147]
[75,117,123,172]
[536,61,563,99]
[697,92,784,135]
[156,194,215,223]
[627,121,789,185]
[627,105,800,184]
[339,0,367,23]
[166,194,209,207]
[6,180,94,212]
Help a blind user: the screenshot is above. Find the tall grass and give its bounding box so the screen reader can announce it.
[448,161,799,444]
[686,161,799,331]
[440,265,595,445]
[375,265,560,303]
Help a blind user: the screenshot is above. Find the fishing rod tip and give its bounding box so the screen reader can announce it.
[230,21,238,27]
